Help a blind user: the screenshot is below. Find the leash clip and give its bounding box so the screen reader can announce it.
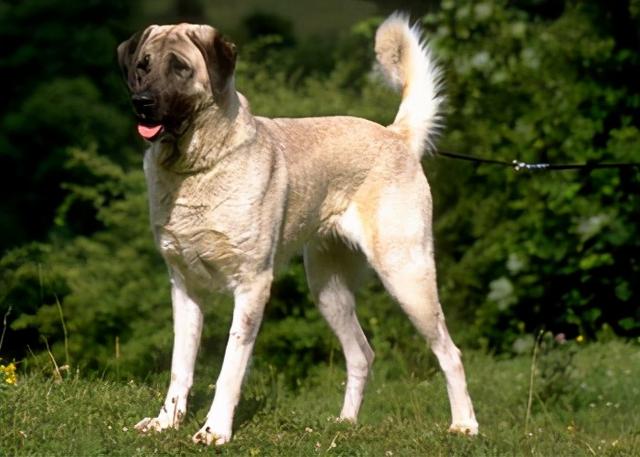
[512,160,550,172]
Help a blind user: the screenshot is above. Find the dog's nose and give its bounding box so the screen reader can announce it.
[131,92,155,113]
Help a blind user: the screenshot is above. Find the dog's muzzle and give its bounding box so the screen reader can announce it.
[132,91,156,119]
[131,91,165,141]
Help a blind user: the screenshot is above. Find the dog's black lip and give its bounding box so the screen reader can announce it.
[136,116,163,127]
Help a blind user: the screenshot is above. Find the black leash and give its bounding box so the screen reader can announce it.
[437,150,640,172]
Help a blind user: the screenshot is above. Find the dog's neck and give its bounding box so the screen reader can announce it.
[151,91,256,175]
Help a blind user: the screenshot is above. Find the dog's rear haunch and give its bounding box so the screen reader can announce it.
[117,13,477,445]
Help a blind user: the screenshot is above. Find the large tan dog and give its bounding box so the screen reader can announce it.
[117,13,477,445]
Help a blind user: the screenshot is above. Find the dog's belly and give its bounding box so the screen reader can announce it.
[276,187,350,258]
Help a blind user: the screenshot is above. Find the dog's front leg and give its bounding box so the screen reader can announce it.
[136,275,203,433]
[193,271,272,446]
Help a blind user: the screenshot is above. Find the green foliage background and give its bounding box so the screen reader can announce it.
[0,0,639,381]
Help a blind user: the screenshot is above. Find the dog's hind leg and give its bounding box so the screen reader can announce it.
[193,271,272,446]
[372,249,478,435]
[135,273,203,433]
[339,177,478,435]
[304,237,374,422]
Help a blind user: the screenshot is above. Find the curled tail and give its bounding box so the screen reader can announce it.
[375,12,443,158]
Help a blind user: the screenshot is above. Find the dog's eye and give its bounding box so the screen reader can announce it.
[170,54,193,79]
[136,54,151,74]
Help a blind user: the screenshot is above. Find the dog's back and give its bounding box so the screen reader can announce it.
[257,115,418,259]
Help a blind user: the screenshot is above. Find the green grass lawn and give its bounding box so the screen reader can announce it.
[1,340,639,456]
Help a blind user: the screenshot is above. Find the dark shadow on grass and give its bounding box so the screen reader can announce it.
[233,395,270,429]
[185,382,272,431]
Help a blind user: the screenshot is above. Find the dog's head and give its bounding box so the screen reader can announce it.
[117,24,237,142]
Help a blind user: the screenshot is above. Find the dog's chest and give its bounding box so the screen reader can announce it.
[146,167,245,290]
[160,200,243,287]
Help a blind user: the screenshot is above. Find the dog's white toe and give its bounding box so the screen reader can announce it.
[135,417,162,433]
[336,415,357,424]
[448,420,479,436]
[135,414,179,434]
[192,424,231,446]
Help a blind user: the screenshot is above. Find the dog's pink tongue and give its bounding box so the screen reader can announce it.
[137,124,164,140]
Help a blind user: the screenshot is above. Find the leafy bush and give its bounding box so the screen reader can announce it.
[425,0,640,350]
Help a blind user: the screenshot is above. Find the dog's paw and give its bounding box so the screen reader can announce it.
[448,420,479,436]
[135,400,186,434]
[135,412,182,434]
[336,415,357,424]
[192,424,231,446]
[135,417,167,433]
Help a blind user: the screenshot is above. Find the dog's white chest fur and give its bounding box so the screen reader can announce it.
[144,152,246,291]
[142,135,287,293]
[156,220,239,291]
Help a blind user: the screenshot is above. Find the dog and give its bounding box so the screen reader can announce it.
[117,13,478,445]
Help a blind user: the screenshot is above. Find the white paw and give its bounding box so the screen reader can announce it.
[135,399,186,434]
[336,415,357,424]
[192,423,231,446]
[448,420,479,436]
[135,417,169,433]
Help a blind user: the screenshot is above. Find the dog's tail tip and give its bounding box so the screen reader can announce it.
[375,12,444,158]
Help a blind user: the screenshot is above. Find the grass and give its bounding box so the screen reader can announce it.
[1,340,639,456]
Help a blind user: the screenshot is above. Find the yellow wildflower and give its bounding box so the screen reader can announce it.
[1,362,17,385]
[576,335,585,343]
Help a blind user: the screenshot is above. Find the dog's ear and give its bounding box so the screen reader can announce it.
[117,27,154,83]
[188,25,237,98]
